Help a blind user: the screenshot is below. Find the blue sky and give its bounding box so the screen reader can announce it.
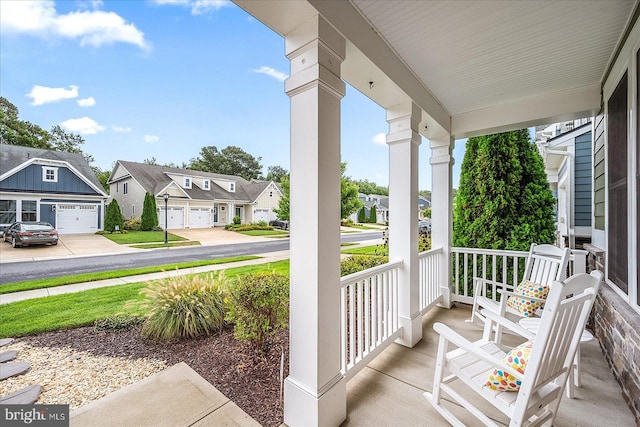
[0,0,465,190]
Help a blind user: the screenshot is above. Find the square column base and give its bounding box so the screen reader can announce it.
[395,314,423,348]
[284,375,346,427]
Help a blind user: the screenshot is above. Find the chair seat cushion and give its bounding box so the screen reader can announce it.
[506,280,548,317]
[486,340,533,391]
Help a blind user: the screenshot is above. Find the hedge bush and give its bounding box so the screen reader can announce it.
[340,255,388,276]
[124,217,141,231]
[225,272,289,352]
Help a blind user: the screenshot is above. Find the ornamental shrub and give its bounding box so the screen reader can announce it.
[233,215,241,225]
[94,315,143,331]
[124,217,141,231]
[140,272,226,342]
[369,206,377,223]
[141,192,158,231]
[358,207,366,223]
[340,255,388,276]
[104,199,124,232]
[225,272,289,352]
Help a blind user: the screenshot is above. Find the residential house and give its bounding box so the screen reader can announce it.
[0,145,107,234]
[350,193,430,224]
[107,161,282,228]
[537,121,593,249]
[236,2,640,424]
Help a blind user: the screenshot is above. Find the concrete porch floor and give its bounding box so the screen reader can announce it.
[343,304,636,426]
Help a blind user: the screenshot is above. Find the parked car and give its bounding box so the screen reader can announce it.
[269,219,289,230]
[418,220,431,235]
[2,221,59,248]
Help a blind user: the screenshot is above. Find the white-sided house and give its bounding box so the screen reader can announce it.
[107,160,282,228]
[0,145,107,234]
[537,121,593,249]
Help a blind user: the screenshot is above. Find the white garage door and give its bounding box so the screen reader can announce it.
[254,209,270,223]
[189,208,211,228]
[57,204,98,234]
[159,207,184,229]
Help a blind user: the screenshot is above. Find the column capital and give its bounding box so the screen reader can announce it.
[429,136,455,166]
[285,15,346,99]
[386,102,421,146]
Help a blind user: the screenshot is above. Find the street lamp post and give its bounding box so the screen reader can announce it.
[163,193,169,244]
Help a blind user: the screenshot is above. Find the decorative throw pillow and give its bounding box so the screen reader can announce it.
[506,280,549,317]
[486,340,533,391]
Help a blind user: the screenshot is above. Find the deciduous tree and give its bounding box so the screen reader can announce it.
[189,145,262,181]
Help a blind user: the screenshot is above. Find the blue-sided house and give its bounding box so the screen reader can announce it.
[0,145,107,234]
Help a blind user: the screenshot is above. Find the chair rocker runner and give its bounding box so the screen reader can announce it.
[424,270,603,427]
[470,243,570,341]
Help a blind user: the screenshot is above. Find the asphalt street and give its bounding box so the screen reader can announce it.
[0,232,382,284]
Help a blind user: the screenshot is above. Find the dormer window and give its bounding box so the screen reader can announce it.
[184,177,192,189]
[229,182,235,192]
[203,179,210,190]
[42,167,58,183]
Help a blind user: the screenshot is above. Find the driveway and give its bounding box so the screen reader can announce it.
[0,228,283,263]
[0,233,138,263]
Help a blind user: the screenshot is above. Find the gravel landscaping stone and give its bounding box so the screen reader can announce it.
[1,325,288,427]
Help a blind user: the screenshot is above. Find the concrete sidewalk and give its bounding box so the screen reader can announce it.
[0,250,291,305]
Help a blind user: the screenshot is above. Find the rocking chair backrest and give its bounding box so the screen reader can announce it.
[523,244,570,286]
[513,271,603,423]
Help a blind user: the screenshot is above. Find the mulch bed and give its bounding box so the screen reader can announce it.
[26,325,289,427]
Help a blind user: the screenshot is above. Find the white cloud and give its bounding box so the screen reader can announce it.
[252,66,288,82]
[26,85,79,106]
[373,133,387,146]
[144,135,159,143]
[61,117,106,134]
[0,0,148,49]
[150,0,230,15]
[77,97,96,107]
[112,125,131,133]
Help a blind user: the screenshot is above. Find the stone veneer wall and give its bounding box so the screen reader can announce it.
[589,282,640,422]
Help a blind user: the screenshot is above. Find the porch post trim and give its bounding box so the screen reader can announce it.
[387,101,422,347]
[283,13,347,427]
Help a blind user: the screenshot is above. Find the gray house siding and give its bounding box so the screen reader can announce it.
[0,164,99,195]
[593,115,605,230]
[574,131,592,227]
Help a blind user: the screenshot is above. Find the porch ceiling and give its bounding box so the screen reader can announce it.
[234,0,636,138]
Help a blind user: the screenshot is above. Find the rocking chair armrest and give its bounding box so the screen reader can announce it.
[432,322,525,382]
[480,309,536,341]
[473,278,515,290]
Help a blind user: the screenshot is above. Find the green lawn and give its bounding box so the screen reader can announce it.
[102,231,186,244]
[341,245,386,255]
[237,230,289,237]
[0,259,290,337]
[0,256,261,295]
[349,224,382,230]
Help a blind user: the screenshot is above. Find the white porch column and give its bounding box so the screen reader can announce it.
[387,102,422,347]
[430,136,455,308]
[283,15,347,427]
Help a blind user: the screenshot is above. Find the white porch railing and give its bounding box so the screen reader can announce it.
[419,247,444,313]
[451,247,529,304]
[340,260,402,380]
[451,247,589,304]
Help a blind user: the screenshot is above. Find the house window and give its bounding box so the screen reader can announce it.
[0,200,17,224]
[21,200,37,222]
[123,182,129,195]
[203,179,210,190]
[235,206,243,219]
[132,205,135,217]
[229,182,235,192]
[116,182,119,193]
[42,167,58,182]
[184,177,192,189]
[607,71,628,294]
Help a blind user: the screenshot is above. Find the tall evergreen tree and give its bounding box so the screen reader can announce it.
[369,205,377,223]
[141,193,158,231]
[358,207,366,223]
[453,129,555,251]
[104,199,124,232]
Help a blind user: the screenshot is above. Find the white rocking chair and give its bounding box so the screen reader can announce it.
[470,243,570,341]
[424,270,603,427]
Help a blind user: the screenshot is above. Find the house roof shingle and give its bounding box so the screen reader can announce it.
[0,144,104,191]
[113,160,274,203]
